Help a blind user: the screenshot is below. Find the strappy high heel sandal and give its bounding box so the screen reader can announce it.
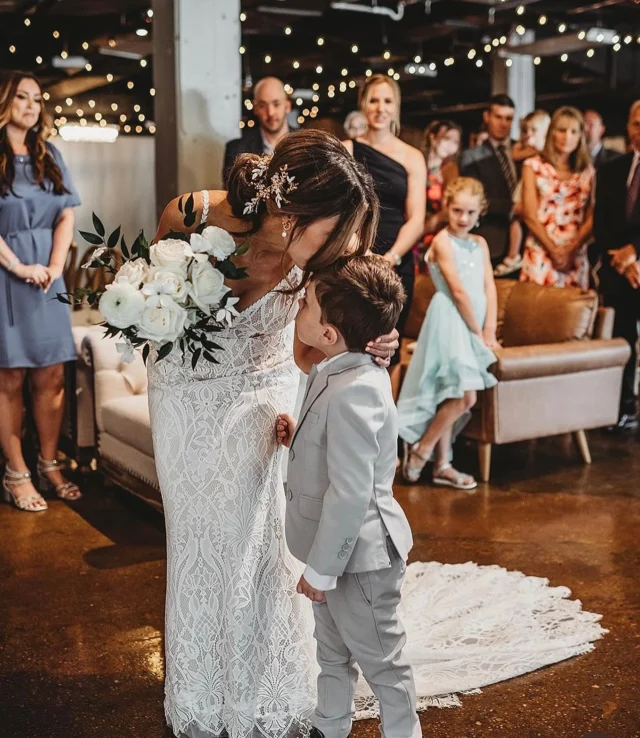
[2,466,48,512]
[401,441,430,484]
[37,456,82,501]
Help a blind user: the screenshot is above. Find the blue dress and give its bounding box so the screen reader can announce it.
[0,143,80,368]
[397,232,498,445]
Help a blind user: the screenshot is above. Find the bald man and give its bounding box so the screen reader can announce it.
[223,76,293,185]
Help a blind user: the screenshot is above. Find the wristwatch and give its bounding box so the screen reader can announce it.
[389,251,402,267]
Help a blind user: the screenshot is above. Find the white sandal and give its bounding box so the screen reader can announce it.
[2,466,48,512]
[494,255,523,277]
[433,464,478,491]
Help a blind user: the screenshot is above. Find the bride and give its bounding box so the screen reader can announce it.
[148,129,606,738]
[148,129,395,738]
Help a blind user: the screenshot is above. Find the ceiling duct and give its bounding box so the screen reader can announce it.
[330,1,406,21]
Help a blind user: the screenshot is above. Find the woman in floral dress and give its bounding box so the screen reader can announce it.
[521,106,595,289]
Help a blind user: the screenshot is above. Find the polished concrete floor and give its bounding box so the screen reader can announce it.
[1,430,639,738]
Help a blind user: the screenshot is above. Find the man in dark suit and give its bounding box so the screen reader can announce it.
[594,100,640,431]
[460,94,517,263]
[584,109,621,170]
[223,77,292,185]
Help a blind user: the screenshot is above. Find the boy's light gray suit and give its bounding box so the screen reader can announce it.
[285,352,420,738]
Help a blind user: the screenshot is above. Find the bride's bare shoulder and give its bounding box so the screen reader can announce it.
[155,189,227,240]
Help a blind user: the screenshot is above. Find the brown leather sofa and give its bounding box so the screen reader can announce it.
[402,276,631,482]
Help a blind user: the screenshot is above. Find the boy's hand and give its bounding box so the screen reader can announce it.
[276,413,296,447]
[297,575,326,603]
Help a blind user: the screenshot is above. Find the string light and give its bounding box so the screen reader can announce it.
[80,118,87,127]
[351,45,358,53]
[138,113,145,121]
[468,49,476,59]
[365,68,372,76]
[82,42,89,50]
[95,112,102,121]
[516,4,525,15]
[476,59,483,67]
[106,74,114,82]
[408,65,416,73]
[53,30,59,39]
[61,50,68,59]
[265,55,271,63]
[613,43,621,52]
[285,26,292,35]
[108,39,116,47]
[292,60,300,69]
[387,68,394,76]
[561,53,568,61]
[383,50,391,60]
[596,32,604,42]
[240,12,246,21]
[147,9,154,18]
[500,35,507,44]
[534,56,541,65]
[312,83,319,90]
[312,94,319,102]
[578,31,586,40]
[99,119,107,128]
[134,104,141,112]
[414,55,421,63]
[341,68,348,76]
[492,38,499,47]
[516,25,526,35]
[586,48,595,57]
[444,57,454,66]
[328,90,335,98]
[127,81,135,89]
[120,114,127,122]
[418,66,425,73]
[339,81,347,92]
[506,58,513,67]
[140,59,147,67]
[111,103,118,111]
[124,125,131,133]
[558,23,566,33]
[150,88,155,96]
[613,35,620,43]
[393,73,400,81]
[136,29,148,37]
[65,97,73,105]
[43,92,50,101]
[297,116,304,124]
[76,108,84,117]
[239,120,245,129]
[9,45,15,53]
[88,100,96,108]
[55,105,62,113]
[36,56,42,64]
[296,97,303,105]
[85,63,92,71]
[317,37,324,46]
[302,108,310,116]
[136,126,143,133]
[24,18,31,26]
[429,62,436,71]
[239,45,246,54]
[484,44,491,53]
[349,80,357,88]
[624,35,632,44]
[539,15,547,25]
[149,125,156,134]
[316,65,323,73]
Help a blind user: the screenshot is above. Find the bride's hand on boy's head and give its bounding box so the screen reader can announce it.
[366,328,400,367]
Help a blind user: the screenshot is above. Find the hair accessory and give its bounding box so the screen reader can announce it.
[243,156,298,216]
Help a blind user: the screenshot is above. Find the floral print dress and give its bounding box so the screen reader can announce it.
[520,156,594,289]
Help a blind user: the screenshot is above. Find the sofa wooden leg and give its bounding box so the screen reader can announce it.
[478,442,492,482]
[574,430,592,465]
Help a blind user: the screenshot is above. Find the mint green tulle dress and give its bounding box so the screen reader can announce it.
[398,232,497,445]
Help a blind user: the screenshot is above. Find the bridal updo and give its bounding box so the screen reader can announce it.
[226,129,379,278]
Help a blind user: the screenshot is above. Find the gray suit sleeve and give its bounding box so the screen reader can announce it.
[306,382,386,577]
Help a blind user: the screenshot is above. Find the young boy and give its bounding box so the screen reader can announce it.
[276,256,421,738]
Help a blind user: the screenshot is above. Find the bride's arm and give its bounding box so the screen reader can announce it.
[294,334,325,374]
[153,192,206,244]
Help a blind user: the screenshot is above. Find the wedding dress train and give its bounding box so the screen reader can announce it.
[147,223,605,738]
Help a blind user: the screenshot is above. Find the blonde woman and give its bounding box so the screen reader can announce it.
[520,106,594,289]
[343,74,426,393]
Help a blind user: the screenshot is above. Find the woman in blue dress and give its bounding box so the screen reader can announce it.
[0,72,82,511]
[397,177,499,490]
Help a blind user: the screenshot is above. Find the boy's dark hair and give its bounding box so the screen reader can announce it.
[312,256,406,352]
[488,93,515,111]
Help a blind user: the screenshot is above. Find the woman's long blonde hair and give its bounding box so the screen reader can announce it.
[542,106,591,173]
[0,70,68,197]
[358,74,402,136]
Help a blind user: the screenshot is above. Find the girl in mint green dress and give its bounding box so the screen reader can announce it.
[398,177,499,489]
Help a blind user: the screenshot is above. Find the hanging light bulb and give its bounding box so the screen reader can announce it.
[293,60,300,69]
[351,45,358,53]
[539,15,547,25]
[284,26,292,35]
[383,50,391,60]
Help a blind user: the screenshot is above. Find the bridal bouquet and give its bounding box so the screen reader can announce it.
[59,194,248,368]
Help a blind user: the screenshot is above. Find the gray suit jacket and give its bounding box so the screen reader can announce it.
[285,352,413,576]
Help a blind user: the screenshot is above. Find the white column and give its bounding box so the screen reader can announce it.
[492,30,536,137]
[153,0,241,215]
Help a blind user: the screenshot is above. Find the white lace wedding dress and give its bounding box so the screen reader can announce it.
[147,215,606,738]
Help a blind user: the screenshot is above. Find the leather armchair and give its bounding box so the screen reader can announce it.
[402,277,631,481]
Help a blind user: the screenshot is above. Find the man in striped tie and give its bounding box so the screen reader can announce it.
[460,94,517,265]
[595,99,640,432]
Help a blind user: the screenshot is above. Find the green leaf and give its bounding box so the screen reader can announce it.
[165,231,190,241]
[157,342,173,361]
[203,350,219,364]
[191,347,202,370]
[183,192,196,227]
[56,294,71,304]
[79,230,104,246]
[142,344,150,365]
[177,196,184,214]
[92,212,106,238]
[107,225,121,249]
[234,241,251,256]
[88,291,98,305]
[216,260,248,281]
[121,239,130,260]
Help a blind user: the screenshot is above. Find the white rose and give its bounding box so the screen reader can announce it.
[81,246,108,269]
[142,266,188,302]
[114,257,149,286]
[189,260,229,314]
[136,294,188,344]
[99,282,145,329]
[149,238,191,273]
[190,226,237,261]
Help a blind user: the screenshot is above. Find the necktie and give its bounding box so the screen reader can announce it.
[496,144,517,194]
[626,157,640,220]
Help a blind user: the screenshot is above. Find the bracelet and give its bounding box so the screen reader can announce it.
[389,251,402,267]
[6,258,20,273]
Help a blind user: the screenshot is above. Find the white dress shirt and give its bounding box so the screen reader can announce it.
[302,351,349,592]
[627,149,640,187]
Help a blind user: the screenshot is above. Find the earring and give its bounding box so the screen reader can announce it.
[281,219,291,239]
[475,221,480,229]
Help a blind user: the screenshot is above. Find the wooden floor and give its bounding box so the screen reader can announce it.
[0,429,639,738]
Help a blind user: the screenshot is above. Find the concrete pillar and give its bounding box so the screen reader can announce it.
[153,0,241,217]
[492,30,536,138]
